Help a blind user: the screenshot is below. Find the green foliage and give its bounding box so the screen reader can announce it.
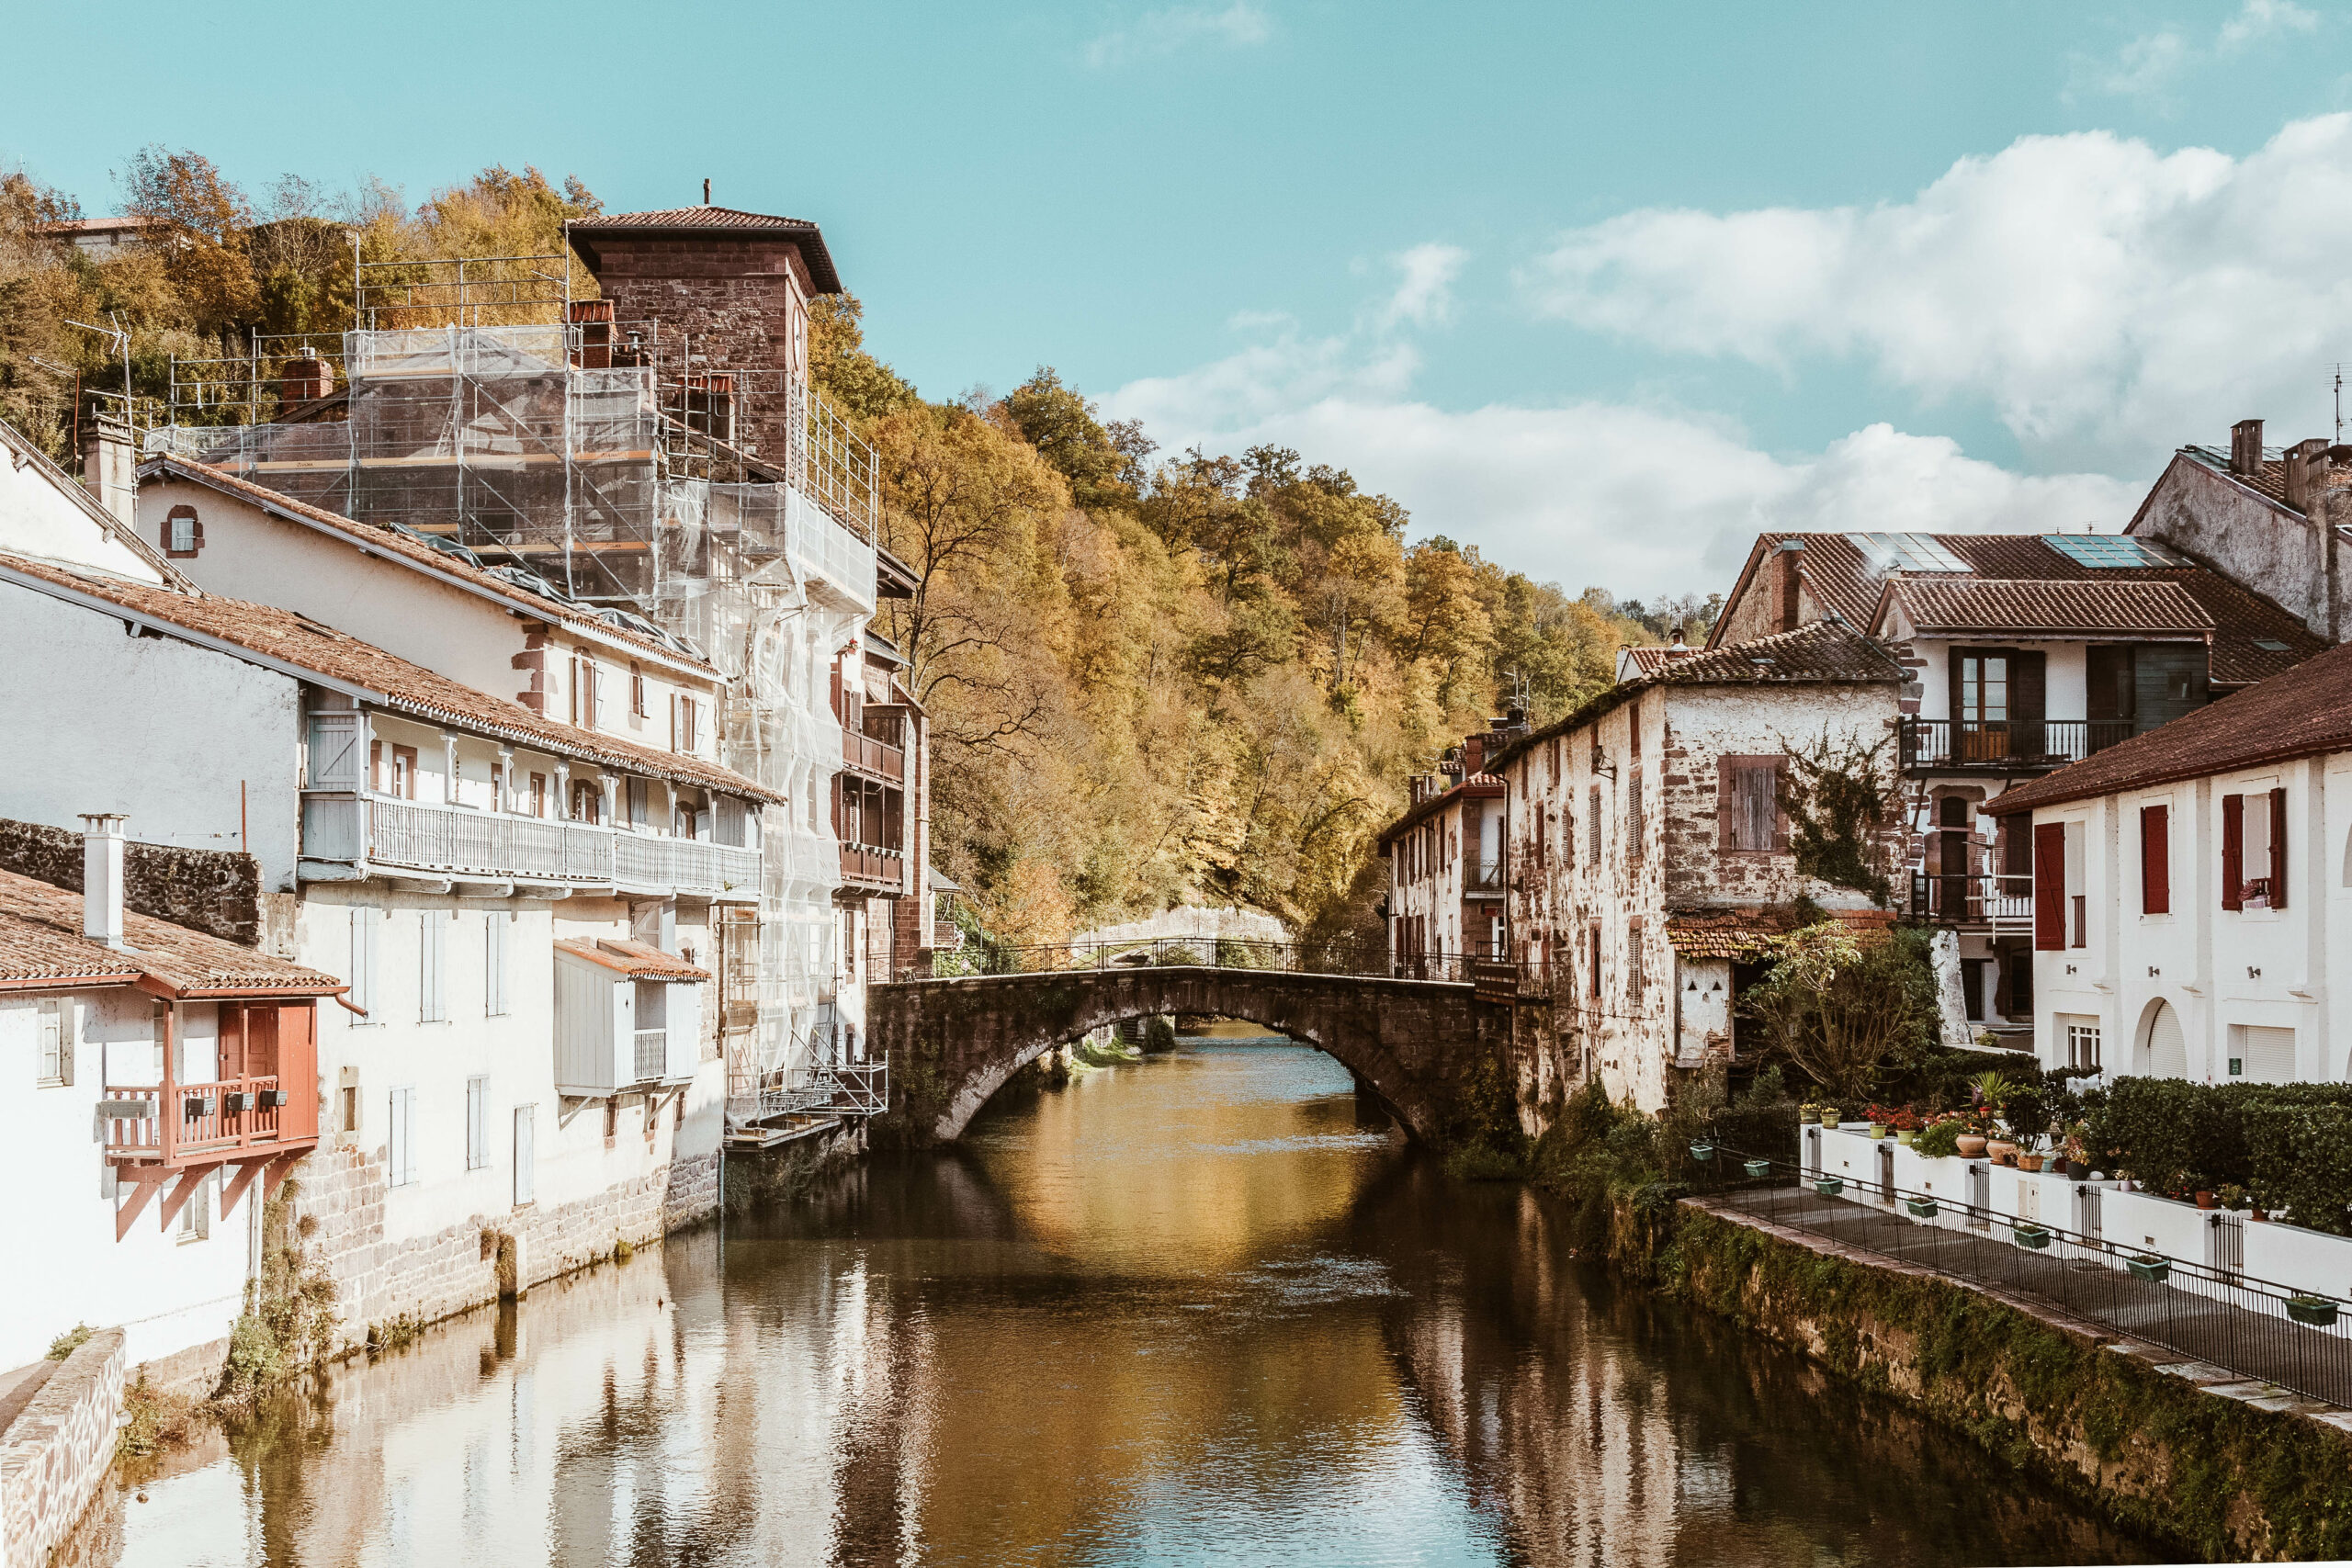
[216,1184,338,1406]
[1914,1118,1965,1158]
[1738,923,1937,1102]
[46,1324,93,1360]
[1775,727,1899,904]
[2085,1079,2352,1224]
[2244,1105,2352,1234]
[117,1374,202,1461]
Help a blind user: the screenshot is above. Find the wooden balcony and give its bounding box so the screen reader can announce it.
[839,842,908,894]
[102,1000,320,1239]
[842,728,906,784]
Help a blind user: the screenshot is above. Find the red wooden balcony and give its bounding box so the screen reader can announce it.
[842,729,906,784]
[839,842,907,893]
[104,999,321,1238]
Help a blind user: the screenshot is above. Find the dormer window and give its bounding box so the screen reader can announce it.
[164,504,204,558]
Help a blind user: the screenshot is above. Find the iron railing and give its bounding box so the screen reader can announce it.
[1689,1143,2352,1408]
[900,937,1484,985]
[1906,871,2034,928]
[1900,717,2134,773]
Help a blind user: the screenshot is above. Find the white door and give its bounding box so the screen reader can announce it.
[2143,1001,2188,1078]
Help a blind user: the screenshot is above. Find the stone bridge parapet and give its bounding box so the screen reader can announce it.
[866,966,1508,1144]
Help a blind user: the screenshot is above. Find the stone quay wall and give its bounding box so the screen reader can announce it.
[0,1328,124,1568]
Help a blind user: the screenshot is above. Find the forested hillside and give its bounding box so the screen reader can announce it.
[0,153,1690,942]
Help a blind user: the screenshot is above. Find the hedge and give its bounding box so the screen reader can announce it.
[2088,1078,2352,1230]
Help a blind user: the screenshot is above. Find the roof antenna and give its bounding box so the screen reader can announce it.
[703,178,711,207]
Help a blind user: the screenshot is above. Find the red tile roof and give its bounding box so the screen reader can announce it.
[1374,773,1507,851]
[1880,579,2213,638]
[139,457,715,677]
[0,551,785,806]
[1712,531,2322,687]
[567,207,840,293]
[1666,907,1897,960]
[553,937,710,981]
[1986,633,2352,817]
[0,868,343,997]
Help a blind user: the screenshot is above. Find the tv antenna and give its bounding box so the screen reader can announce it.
[2335,363,2346,443]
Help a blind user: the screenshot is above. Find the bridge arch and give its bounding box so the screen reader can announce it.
[866,966,1507,1144]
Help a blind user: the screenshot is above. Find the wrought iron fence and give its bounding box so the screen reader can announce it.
[900,937,1484,986]
[1687,1143,2352,1407]
[1899,717,2134,772]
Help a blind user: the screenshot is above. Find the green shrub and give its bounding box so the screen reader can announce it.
[2088,1079,2352,1200]
[46,1324,93,1360]
[2245,1104,2352,1235]
[1914,1119,1964,1159]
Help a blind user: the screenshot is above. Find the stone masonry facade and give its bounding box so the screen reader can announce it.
[0,1328,123,1568]
[289,1142,720,1353]
[0,817,261,945]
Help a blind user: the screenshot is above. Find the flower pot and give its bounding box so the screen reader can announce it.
[2252,1209,2270,1223]
[2126,1255,2171,1284]
[2195,1191,2218,1211]
[1799,1105,1820,1125]
[2010,1224,2052,1250]
[1815,1177,1845,1197]
[2018,1154,2045,1173]
[2064,1160,2088,1181]
[1986,1140,2018,1166]
[1744,1158,1772,1179]
[2289,1296,2340,1328]
[1905,1198,1939,1219]
[1689,1142,1715,1162]
[1956,1134,1988,1157]
[1895,1128,1917,1145]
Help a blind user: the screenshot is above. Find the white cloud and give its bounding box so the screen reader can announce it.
[1082,3,1270,68]
[1519,114,2352,464]
[2221,0,2319,48]
[2089,28,2189,99]
[1382,243,1467,328]
[1105,332,2138,599]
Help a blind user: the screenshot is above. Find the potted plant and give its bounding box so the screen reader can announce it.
[2289,1295,2340,1328]
[1915,1117,1964,1159]
[1798,1100,1821,1125]
[1816,1175,1846,1197]
[2220,1184,2250,1213]
[2061,1122,2090,1182]
[1689,1141,1716,1162]
[1891,1106,1922,1145]
[1819,1105,1841,1129]
[2126,1253,2171,1283]
[1905,1196,1939,1219]
[2194,1189,2219,1211]
[1956,1130,1989,1158]
[2017,1144,2046,1174]
[1744,1158,1772,1179]
[2010,1221,2052,1250]
[1867,1104,1892,1141]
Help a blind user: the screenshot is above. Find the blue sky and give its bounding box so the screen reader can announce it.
[9,0,2352,597]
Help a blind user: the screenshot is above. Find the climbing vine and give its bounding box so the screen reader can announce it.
[1774,726,1899,905]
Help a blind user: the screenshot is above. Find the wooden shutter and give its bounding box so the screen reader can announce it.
[2222,794,2244,910]
[2033,822,2067,949]
[514,1104,536,1206]
[2269,787,2289,909]
[2011,651,2047,744]
[2140,804,2170,914]
[1767,761,1790,852]
[277,1004,317,1139]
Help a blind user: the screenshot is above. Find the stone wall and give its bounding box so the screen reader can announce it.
[0,817,260,945]
[0,1327,123,1568]
[290,1142,720,1353]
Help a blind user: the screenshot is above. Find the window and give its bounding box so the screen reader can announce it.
[467,1076,490,1170]
[36,998,70,1085]
[485,911,510,1016]
[1626,921,1645,998]
[1588,925,1602,1003]
[370,739,383,791]
[2233,1024,2296,1083]
[1719,757,1784,852]
[2066,822,2087,948]
[2064,1018,2102,1071]
[2140,804,2170,914]
[342,1083,359,1134]
[419,910,447,1022]
[1588,785,1604,860]
[586,660,602,728]
[490,761,505,811]
[164,504,204,558]
[2224,789,2290,909]
[572,778,602,824]
[2042,534,2188,570]
[630,662,647,716]
[530,773,547,818]
[2032,822,2067,950]
[1627,770,1645,865]
[388,1087,417,1186]
[391,745,419,801]
[680,696,700,751]
[349,906,380,1018]
[513,1104,536,1206]
[176,1169,210,1242]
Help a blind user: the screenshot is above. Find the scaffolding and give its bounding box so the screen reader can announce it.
[150,296,889,1128]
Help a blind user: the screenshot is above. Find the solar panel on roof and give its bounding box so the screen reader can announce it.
[1843,532,1971,573]
[2041,534,2188,569]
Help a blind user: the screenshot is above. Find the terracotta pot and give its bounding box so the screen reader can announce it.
[2018,1154,2045,1173]
[2253,1209,2270,1223]
[1956,1134,1988,1157]
[2195,1191,2218,1210]
[1986,1140,2019,1166]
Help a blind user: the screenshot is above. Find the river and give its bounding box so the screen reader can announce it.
[95,1035,2159,1566]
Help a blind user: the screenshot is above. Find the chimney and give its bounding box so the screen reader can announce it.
[703,178,711,206]
[80,813,128,949]
[1464,735,1486,776]
[79,409,136,528]
[1667,623,1690,658]
[568,299,615,370]
[280,346,334,406]
[2231,418,2266,477]
[2285,438,2330,513]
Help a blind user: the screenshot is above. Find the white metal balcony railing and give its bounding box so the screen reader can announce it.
[302,795,760,897]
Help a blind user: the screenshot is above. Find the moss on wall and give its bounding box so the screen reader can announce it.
[1652,1204,2352,1562]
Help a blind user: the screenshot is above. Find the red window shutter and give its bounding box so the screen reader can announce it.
[2222,794,2244,910]
[2270,786,2289,910]
[2033,822,2067,950]
[2140,804,2170,914]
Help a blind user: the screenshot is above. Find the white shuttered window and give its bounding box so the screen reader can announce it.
[420,911,447,1022]
[467,1076,490,1170]
[513,1105,536,1206]
[485,911,511,1017]
[389,1087,417,1186]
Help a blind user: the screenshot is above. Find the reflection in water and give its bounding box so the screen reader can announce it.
[96,1042,2158,1566]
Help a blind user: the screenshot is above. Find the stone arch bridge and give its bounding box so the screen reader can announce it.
[865,964,1510,1144]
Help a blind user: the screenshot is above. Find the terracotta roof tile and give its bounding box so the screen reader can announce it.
[1881,579,2212,637]
[567,207,840,293]
[1666,907,1897,960]
[0,868,343,997]
[1987,634,2352,817]
[139,457,714,675]
[0,551,785,806]
[1716,531,2322,687]
[1374,773,1506,850]
[553,937,709,981]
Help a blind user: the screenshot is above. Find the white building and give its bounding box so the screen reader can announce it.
[1989,635,2352,1086]
[0,427,780,1350]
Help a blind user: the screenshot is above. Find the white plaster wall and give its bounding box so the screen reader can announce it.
[300,884,724,1258]
[0,451,162,581]
[0,989,254,1371]
[0,578,303,890]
